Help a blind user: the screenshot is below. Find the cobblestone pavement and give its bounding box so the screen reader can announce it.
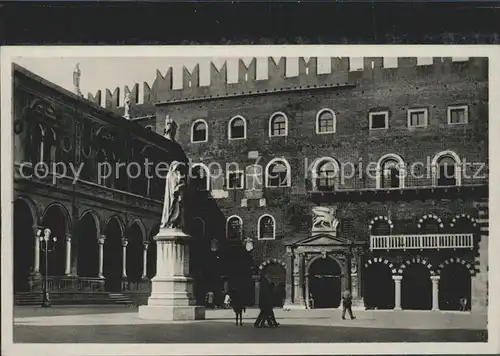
[13,306,488,343]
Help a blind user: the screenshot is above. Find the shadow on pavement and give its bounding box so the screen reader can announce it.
[14,321,488,343]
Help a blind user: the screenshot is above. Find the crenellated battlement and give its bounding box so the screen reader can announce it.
[86,57,487,110]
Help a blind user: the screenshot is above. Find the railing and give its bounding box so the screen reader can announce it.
[370,233,474,250]
[45,277,104,292]
[306,175,488,193]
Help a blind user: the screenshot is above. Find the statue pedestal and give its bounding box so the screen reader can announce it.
[138,228,205,321]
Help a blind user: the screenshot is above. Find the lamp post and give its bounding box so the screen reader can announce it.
[39,228,57,307]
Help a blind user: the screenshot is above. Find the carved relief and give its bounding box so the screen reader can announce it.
[312,206,339,232]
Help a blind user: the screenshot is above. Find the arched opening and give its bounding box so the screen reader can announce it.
[260,263,286,307]
[41,205,68,277]
[228,116,246,140]
[14,199,36,292]
[380,159,401,188]
[439,263,472,311]
[258,215,275,240]
[402,264,432,310]
[126,224,145,285]
[316,109,336,134]
[266,159,290,188]
[192,120,208,142]
[269,113,287,137]
[308,257,342,308]
[363,263,395,309]
[76,212,99,277]
[226,216,243,240]
[314,159,339,191]
[436,155,459,186]
[103,217,123,292]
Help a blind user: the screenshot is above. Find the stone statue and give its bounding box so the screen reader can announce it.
[312,206,339,231]
[164,115,177,141]
[160,160,187,230]
[124,92,131,119]
[73,63,82,96]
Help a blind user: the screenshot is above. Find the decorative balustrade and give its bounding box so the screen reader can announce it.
[370,233,474,250]
[45,277,105,292]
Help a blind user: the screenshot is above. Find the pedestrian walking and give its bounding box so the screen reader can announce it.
[224,292,231,309]
[254,278,279,328]
[341,289,356,320]
[230,288,246,326]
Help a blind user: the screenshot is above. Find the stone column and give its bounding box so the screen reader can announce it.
[121,238,128,278]
[97,235,105,278]
[138,228,205,320]
[65,234,72,275]
[32,226,42,274]
[393,275,402,310]
[292,252,305,307]
[431,275,440,311]
[142,241,149,279]
[283,248,294,307]
[305,274,310,308]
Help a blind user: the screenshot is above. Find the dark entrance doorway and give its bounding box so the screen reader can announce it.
[260,263,286,307]
[439,263,472,311]
[77,212,99,277]
[103,217,123,292]
[363,263,395,309]
[401,264,432,310]
[14,199,36,292]
[308,257,342,308]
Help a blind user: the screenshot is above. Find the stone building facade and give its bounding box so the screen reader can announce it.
[13,64,188,305]
[94,56,489,312]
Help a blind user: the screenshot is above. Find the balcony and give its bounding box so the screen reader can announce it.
[370,233,474,251]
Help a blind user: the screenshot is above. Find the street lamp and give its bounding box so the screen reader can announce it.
[39,228,57,307]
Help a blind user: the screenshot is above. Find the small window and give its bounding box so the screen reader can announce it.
[227,170,244,190]
[192,120,208,143]
[227,216,243,240]
[316,109,336,134]
[448,106,468,125]
[229,116,246,140]
[408,109,428,128]
[191,164,210,191]
[258,215,275,240]
[245,165,263,191]
[369,112,388,130]
[269,113,288,137]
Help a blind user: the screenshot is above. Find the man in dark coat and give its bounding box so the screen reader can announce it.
[254,279,279,328]
[341,289,356,320]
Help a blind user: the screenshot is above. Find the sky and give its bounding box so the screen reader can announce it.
[14,56,439,106]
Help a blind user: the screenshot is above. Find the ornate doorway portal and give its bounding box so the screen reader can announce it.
[308,257,342,308]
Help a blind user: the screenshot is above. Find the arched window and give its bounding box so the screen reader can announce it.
[258,214,275,240]
[312,158,339,191]
[190,163,210,191]
[191,119,208,143]
[432,151,461,187]
[228,116,247,140]
[316,109,336,134]
[376,154,405,189]
[269,112,288,137]
[31,123,44,164]
[43,127,57,168]
[226,215,243,240]
[266,158,291,188]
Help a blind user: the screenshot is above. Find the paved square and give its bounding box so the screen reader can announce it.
[13,306,487,343]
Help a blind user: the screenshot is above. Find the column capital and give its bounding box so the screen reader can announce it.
[431,275,440,282]
[143,241,150,249]
[33,225,44,237]
[98,235,106,244]
[122,238,128,247]
[252,275,260,282]
[392,275,403,281]
[66,233,72,242]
